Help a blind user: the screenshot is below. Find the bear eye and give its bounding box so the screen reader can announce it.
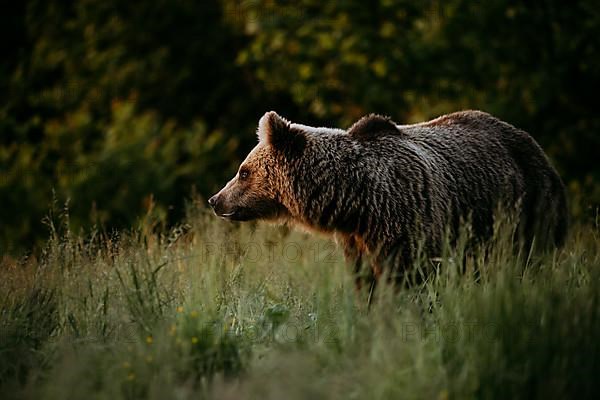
[239,168,250,180]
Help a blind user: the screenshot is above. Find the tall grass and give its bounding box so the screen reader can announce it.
[1,204,598,399]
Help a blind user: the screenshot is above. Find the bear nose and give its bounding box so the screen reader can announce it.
[208,195,217,208]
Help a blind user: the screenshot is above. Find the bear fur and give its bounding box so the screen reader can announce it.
[209,110,568,286]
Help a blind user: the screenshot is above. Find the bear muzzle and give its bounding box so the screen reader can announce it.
[208,194,246,220]
[208,194,229,217]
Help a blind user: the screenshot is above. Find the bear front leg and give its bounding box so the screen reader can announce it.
[343,234,379,304]
[343,234,364,290]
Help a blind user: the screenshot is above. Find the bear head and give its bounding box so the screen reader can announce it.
[208,111,307,221]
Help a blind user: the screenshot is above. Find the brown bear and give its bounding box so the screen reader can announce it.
[209,110,568,290]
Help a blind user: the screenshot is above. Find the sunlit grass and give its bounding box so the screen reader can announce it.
[1,205,598,399]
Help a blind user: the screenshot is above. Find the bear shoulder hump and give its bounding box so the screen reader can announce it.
[347,114,405,140]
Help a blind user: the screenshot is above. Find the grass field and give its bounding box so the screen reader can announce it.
[1,204,599,400]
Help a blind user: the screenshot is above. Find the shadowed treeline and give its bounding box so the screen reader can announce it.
[2,0,599,253]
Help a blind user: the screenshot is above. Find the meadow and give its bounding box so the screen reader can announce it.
[1,203,598,400]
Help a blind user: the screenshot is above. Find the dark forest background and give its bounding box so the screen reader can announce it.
[2,0,599,254]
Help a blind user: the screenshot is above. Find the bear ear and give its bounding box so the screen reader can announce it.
[257,111,306,156]
[347,114,402,140]
[257,111,289,143]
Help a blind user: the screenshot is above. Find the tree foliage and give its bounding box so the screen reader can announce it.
[2,0,599,253]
